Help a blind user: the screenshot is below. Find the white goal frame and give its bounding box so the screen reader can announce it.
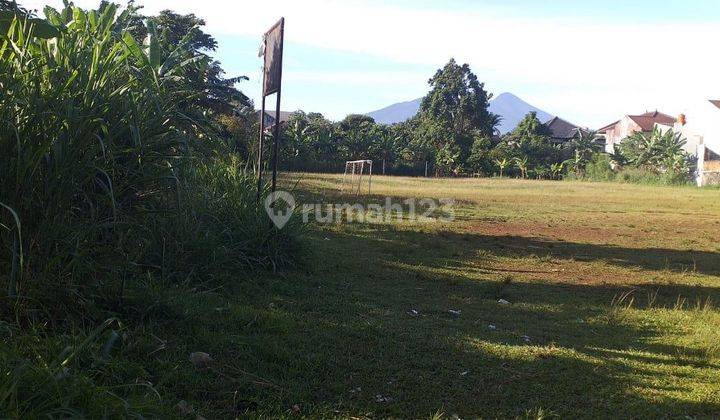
[341,160,373,195]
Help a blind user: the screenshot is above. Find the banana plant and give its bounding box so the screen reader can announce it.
[514,156,529,178]
[550,162,564,179]
[494,157,509,177]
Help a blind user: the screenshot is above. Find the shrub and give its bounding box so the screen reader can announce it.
[584,154,616,181]
[0,5,301,324]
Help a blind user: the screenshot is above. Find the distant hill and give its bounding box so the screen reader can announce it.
[365,92,553,134]
[366,98,423,125]
[489,93,553,134]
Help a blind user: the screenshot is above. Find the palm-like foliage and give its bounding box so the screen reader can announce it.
[564,130,600,176]
[494,157,509,177]
[550,162,564,179]
[618,127,689,173]
[514,156,529,178]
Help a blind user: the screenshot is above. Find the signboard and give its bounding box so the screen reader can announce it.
[257,17,285,200]
[263,18,284,96]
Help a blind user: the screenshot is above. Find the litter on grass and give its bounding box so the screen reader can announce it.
[375,394,393,403]
[498,299,510,305]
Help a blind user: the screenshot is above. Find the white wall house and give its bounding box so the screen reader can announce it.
[598,111,676,154]
[657,100,720,186]
[597,102,720,186]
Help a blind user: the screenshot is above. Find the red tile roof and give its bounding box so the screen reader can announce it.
[627,111,676,131]
[598,111,675,133]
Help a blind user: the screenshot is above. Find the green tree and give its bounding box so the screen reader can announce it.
[616,127,692,181]
[148,10,250,115]
[564,130,600,176]
[369,127,396,175]
[492,112,558,176]
[417,58,497,175]
[466,134,494,174]
[337,114,378,160]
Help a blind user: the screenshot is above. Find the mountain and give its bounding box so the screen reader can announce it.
[366,98,423,125]
[489,93,553,134]
[365,92,553,134]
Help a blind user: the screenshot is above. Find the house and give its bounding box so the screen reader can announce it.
[543,116,583,144]
[598,111,677,153]
[599,103,720,186]
[256,110,294,128]
[654,100,720,186]
[696,141,720,186]
[598,111,678,153]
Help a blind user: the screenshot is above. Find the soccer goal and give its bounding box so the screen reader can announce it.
[341,160,373,195]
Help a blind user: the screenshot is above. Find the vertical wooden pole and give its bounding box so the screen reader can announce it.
[256,81,267,201]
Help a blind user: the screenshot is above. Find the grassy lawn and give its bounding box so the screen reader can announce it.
[137,174,718,418]
[16,175,719,418]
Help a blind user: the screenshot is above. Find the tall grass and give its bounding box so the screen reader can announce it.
[0,4,301,324]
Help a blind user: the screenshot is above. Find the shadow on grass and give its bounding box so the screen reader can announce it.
[175,222,720,418]
[291,184,720,276]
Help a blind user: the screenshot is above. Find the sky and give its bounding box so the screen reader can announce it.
[20,0,720,128]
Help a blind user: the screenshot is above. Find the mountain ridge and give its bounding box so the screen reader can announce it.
[366,92,554,134]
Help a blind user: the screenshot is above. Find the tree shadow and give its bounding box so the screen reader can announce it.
[181,221,720,418]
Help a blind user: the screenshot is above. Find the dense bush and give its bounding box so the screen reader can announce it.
[0,4,301,325]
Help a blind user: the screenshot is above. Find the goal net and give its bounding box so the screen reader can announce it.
[341,160,373,195]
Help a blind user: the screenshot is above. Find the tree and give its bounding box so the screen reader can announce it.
[420,59,497,137]
[564,130,600,176]
[491,112,558,176]
[337,114,378,160]
[615,127,692,180]
[550,162,564,180]
[467,134,493,174]
[369,127,396,175]
[495,157,509,177]
[148,10,250,115]
[417,58,498,175]
[514,156,529,179]
[618,127,687,169]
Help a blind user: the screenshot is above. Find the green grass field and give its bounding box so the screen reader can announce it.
[13,174,719,418]
[144,174,719,418]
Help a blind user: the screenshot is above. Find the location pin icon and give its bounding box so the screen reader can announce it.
[264,190,295,229]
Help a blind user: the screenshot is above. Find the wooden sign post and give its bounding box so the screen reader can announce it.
[257,17,285,200]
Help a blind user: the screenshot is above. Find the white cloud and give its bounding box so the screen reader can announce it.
[22,0,720,127]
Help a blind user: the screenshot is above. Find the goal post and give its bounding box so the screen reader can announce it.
[341,160,373,195]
